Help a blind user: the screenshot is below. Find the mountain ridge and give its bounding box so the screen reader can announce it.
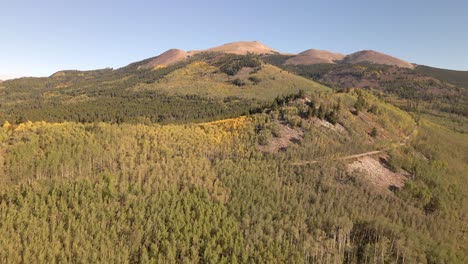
[2,41,458,80]
[141,42,416,71]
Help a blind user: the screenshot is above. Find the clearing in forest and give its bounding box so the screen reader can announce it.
[348,156,408,192]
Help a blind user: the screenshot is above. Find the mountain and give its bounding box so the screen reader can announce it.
[138,41,277,70]
[0,41,467,263]
[264,48,467,116]
[279,49,414,69]
[0,47,327,124]
[285,49,345,65]
[344,50,415,69]
[3,41,467,120]
[200,41,276,55]
[142,49,190,68]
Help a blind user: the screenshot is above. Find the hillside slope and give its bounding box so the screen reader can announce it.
[142,49,190,68]
[1,87,467,262]
[0,53,328,124]
[415,65,468,88]
[264,55,468,116]
[134,62,329,100]
[0,43,467,263]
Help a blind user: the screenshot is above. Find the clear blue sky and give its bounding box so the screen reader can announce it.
[1,0,467,79]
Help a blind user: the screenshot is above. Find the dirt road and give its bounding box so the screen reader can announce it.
[292,127,417,166]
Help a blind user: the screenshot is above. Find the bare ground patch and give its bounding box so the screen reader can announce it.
[258,122,304,153]
[233,67,254,79]
[348,156,408,193]
[310,117,347,134]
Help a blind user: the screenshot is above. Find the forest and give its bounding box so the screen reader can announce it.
[0,53,467,263]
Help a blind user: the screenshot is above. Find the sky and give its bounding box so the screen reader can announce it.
[1,0,467,79]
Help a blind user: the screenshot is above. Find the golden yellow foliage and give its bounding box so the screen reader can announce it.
[152,65,166,70]
[2,121,11,130]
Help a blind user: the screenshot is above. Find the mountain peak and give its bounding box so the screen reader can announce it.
[285,49,345,65]
[203,41,276,55]
[345,50,414,69]
[143,49,190,68]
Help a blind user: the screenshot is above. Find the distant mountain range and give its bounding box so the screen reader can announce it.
[2,41,467,118]
[3,41,466,81]
[143,41,415,69]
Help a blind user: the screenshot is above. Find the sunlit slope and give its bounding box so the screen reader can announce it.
[1,95,466,262]
[0,56,331,124]
[133,62,330,100]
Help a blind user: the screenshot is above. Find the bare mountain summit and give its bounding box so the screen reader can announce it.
[202,41,276,55]
[285,49,345,65]
[344,50,414,69]
[143,49,190,68]
[142,42,276,69]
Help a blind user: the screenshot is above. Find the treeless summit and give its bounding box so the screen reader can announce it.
[203,41,276,55]
[143,41,275,69]
[285,49,345,65]
[144,49,190,68]
[143,43,414,69]
[344,50,414,69]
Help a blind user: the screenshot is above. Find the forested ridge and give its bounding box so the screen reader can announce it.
[264,55,468,117]
[0,53,467,263]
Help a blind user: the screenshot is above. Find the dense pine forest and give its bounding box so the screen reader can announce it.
[0,53,467,263]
